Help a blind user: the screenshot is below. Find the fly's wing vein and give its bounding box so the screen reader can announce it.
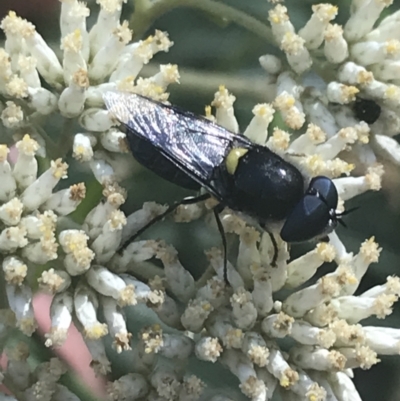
[104,91,251,197]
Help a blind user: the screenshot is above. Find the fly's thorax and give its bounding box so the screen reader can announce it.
[221,145,305,222]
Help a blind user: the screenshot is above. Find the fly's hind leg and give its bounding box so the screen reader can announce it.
[118,193,211,253]
[212,204,228,284]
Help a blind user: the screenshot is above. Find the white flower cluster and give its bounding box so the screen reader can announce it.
[264,1,400,172]
[0,343,77,401]
[0,0,399,401]
[0,0,176,182]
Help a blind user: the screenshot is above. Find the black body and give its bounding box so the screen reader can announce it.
[104,92,341,246]
[214,147,304,223]
[353,97,381,125]
[280,176,338,242]
[127,131,200,190]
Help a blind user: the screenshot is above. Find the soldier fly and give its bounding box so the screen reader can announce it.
[104,92,345,282]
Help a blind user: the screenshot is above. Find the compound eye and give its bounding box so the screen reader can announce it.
[280,194,332,243]
[308,176,338,209]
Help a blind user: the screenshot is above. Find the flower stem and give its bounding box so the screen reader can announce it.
[131,0,275,44]
[141,63,272,102]
[56,118,74,159]
[0,271,8,309]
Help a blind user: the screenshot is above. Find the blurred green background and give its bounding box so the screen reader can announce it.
[1,0,400,399]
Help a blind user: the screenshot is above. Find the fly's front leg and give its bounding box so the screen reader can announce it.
[268,232,278,267]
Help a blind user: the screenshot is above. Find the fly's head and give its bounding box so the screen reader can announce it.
[280,176,349,243]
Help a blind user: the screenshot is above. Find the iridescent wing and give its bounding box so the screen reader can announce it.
[103,91,253,197]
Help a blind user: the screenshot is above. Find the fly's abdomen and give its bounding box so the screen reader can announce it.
[126,130,201,191]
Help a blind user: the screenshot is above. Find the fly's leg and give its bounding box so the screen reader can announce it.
[118,193,211,253]
[213,205,228,284]
[268,232,278,267]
